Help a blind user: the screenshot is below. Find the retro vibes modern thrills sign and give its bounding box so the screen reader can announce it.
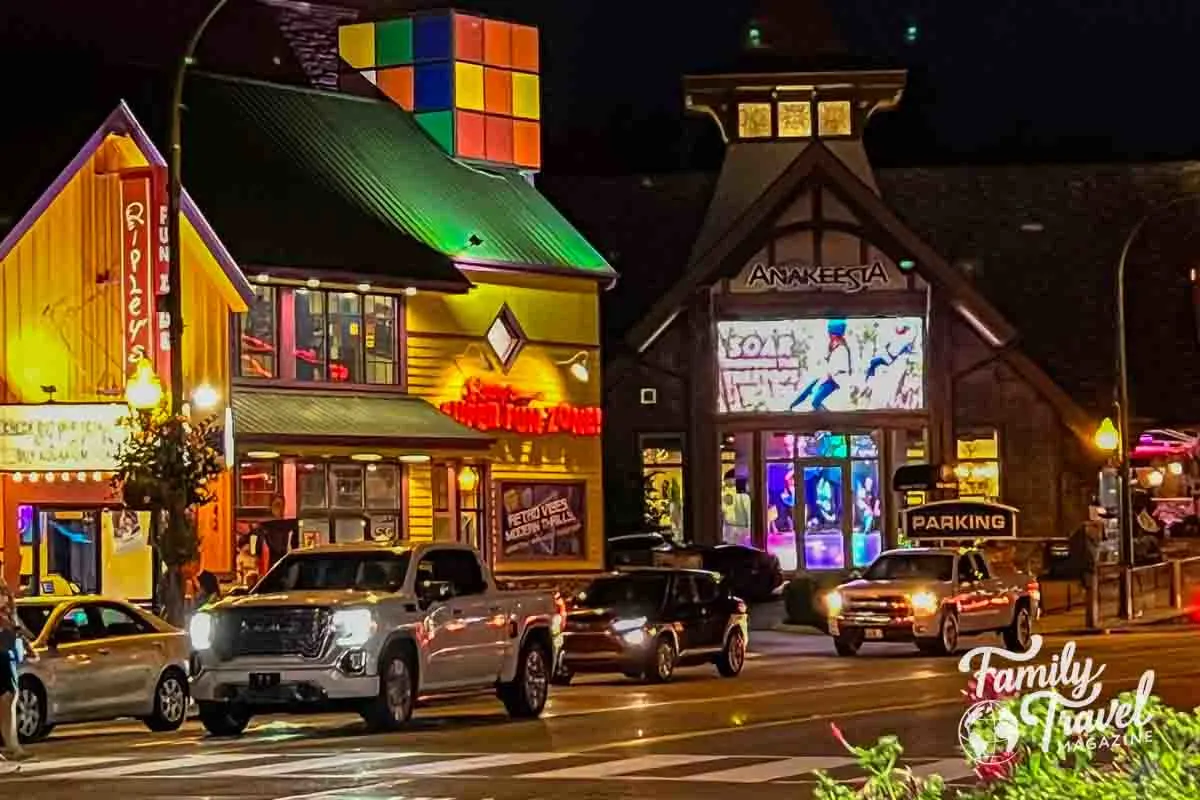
[119,173,156,378]
[440,378,602,436]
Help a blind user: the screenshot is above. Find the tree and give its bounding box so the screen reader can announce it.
[113,410,225,626]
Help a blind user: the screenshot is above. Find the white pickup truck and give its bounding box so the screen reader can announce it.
[824,547,1040,657]
[188,542,562,735]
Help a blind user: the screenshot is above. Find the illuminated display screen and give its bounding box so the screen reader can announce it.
[716,317,925,413]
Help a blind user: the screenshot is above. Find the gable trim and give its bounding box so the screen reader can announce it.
[0,102,253,305]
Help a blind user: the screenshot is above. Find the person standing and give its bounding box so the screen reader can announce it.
[0,555,35,763]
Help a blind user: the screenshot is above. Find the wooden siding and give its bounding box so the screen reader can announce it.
[407,462,435,543]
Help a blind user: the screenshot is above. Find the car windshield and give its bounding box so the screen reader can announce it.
[864,554,954,582]
[577,574,668,611]
[17,604,59,638]
[255,552,412,593]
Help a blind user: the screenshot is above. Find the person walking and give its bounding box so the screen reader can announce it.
[0,555,35,764]
[194,571,222,611]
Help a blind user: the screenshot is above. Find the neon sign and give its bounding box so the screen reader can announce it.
[440,378,602,436]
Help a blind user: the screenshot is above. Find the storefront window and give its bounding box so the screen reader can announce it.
[239,286,277,378]
[956,430,1001,501]
[892,429,930,546]
[850,459,882,567]
[641,435,684,540]
[331,463,364,509]
[238,462,279,508]
[365,295,397,384]
[299,463,327,508]
[458,467,484,551]
[296,461,403,545]
[720,433,755,550]
[328,293,363,383]
[294,290,327,381]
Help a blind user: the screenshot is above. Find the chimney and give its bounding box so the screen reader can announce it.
[337,8,541,171]
[265,0,360,91]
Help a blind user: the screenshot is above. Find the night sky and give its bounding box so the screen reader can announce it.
[3,0,1198,172]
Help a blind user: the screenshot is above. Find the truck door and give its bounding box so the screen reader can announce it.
[955,553,990,632]
[422,549,506,686]
[971,553,1011,629]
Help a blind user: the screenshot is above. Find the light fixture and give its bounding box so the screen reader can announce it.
[255,273,270,284]
[76,472,87,482]
[366,463,378,472]
[28,473,39,483]
[247,450,280,459]
[1020,222,1044,233]
[12,473,23,483]
[125,359,164,411]
[342,291,357,299]
[351,453,382,462]
[306,278,321,289]
[91,471,103,482]
[458,466,479,493]
[45,472,55,483]
[1093,417,1119,452]
[404,287,418,297]
[357,282,372,293]
[302,462,317,471]
[555,351,590,382]
[898,258,916,271]
[1169,461,1184,476]
[191,383,219,411]
[398,454,430,463]
[1146,469,1164,488]
[60,472,71,482]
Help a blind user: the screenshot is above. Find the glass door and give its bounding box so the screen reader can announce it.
[801,465,846,569]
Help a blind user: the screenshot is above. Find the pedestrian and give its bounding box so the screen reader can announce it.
[194,570,221,610]
[0,554,35,763]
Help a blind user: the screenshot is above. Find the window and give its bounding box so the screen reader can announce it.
[721,433,755,550]
[298,461,403,545]
[237,288,399,385]
[331,463,364,509]
[956,431,1001,501]
[299,463,327,508]
[641,435,684,540]
[416,549,486,596]
[97,604,152,636]
[485,306,525,370]
[818,101,852,136]
[238,462,279,509]
[957,554,978,583]
[737,102,772,139]
[671,574,699,607]
[778,101,812,137]
[971,553,991,580]
[328,293,363,383]
[239,286,277,378]
[256,551,412,594]
[694,574,720,604]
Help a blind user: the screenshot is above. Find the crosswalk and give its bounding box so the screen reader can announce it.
[8,749,982,785]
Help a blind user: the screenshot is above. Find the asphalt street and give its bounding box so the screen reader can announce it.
[5,626,1199,800]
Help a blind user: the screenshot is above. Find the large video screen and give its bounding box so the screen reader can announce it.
[716,316,925,413]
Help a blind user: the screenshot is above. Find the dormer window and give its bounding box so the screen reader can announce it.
[778,101,812,137]
[817,101,852,136]
[737,102,772,139]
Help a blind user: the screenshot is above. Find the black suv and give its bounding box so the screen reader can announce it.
[555,568,749,684]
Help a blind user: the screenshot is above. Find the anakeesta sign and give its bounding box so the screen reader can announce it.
[735,260,894,294]
[119,173,156,378]
[440,378,602,436]
[904,500,1018,538]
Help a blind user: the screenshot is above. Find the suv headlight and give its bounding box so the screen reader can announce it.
[333,608,376,647]
[611,616,647,633]
[190,612,214,650]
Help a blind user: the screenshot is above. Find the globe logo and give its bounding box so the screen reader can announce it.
[959,700,1021,766]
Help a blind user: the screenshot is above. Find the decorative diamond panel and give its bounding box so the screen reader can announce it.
[485,305,526,371]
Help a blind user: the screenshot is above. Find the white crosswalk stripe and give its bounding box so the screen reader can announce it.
[15,750,961,784]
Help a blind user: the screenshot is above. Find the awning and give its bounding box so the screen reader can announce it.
[231,389,494,453]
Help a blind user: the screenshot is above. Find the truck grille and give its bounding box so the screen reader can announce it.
[216,608,332,660]
[845,595,911,614]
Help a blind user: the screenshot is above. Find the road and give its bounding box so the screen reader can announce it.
[6,627,1199,800]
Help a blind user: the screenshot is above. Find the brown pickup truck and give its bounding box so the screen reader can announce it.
[824,547,1040,657]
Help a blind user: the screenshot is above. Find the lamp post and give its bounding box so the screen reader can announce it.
[1114,193,1200,619]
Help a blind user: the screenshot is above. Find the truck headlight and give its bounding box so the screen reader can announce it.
[910,590,939,615]
[333,608,376,647]
[824,591,844,616]
[190,612,214,651]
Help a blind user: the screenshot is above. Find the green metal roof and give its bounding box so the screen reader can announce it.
[188,75,614,279]
[232,389,493,449]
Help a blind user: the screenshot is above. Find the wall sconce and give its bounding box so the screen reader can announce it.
[556,351,590,382]
[192,383,219,411]
[458,466,479,493]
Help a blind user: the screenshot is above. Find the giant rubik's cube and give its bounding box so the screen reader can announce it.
[338,11,541,170]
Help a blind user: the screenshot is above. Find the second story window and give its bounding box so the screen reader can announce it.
[237,285,402,386]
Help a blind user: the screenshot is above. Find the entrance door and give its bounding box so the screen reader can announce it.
[37,510,100,595]
[800,465,847,570]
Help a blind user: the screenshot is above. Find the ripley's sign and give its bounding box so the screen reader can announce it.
[904,500,1018,538]
[737,260,893,294]
[440,378,602,437]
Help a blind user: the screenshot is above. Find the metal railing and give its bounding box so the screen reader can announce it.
[1086,556,1200,628]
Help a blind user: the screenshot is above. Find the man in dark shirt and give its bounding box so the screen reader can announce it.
[253,497,299,570]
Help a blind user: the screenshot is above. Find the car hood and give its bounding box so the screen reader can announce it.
[210,590,403,610]
[839,578,948,594]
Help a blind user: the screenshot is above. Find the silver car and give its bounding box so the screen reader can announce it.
[14,596,190,742]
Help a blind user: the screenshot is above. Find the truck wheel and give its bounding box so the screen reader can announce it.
[833,632,862,656]
[361,646,416,732]
[929,611,960,656]
[499,638,551,718]
[644,636,677,682]
[716,629,746,677]
[198,701,251,737]
[1003,605,1033,652]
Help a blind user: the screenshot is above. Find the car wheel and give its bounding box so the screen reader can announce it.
[500,638,551,718]
[716,629,746,677]
[361,645,416,732]
[16,677,50,743]
[197,701,251,737]
[645,636,677,683]
[932,611,960,656]
[1003,605,1033,652]
[833,632,862,657]
[145,669,189,732]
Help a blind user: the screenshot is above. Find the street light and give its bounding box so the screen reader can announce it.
[1115,192,1200,619]
[125,359,164,411]
[1094,417,1119,452]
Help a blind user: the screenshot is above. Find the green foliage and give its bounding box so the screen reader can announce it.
[113,412,225,568]
[815,692,1200,800]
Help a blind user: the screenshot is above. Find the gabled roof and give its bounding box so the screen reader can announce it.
[185,75,615,283]
[624,140,1094,442]
[0,101,253,305]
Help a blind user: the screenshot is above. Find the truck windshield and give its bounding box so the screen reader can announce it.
[864,554,954,582]
[577,574,668,611]
[255,552,412,593]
